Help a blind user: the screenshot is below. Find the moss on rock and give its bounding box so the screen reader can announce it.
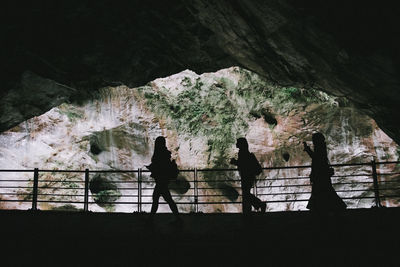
[89,174,121,210]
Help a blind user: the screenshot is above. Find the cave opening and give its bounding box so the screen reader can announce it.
[0,66,399,212]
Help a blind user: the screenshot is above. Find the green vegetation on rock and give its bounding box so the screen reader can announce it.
[56,103,84,122]
[138,68,338,170]
[89,174,121,211]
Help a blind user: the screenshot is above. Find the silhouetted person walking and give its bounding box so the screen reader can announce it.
[231,138,266,215]
[304,133,346,213]
[146,136,181,223]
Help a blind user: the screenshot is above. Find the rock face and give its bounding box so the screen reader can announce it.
[0,67,398,212]
[1,1,400,145]
[0,71,73,134]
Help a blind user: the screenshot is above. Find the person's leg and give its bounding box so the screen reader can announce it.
[242,186,252,215]
[160,187,179,216]
[150,184,161,215]
[249,193,266,212]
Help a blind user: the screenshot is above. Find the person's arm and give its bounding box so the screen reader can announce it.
[303,142,313,158]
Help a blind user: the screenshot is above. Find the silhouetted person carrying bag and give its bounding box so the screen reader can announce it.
[146,136,181,223]
[303,133,347,213]
[230,138,266,215]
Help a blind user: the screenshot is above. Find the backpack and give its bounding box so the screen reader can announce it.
[167,159,179,180]
[146,159,179,181]
[250,153,263,176]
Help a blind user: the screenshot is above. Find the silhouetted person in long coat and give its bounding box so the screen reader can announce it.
[146,136,181,222]
[303,133,346,213]
[231,138,266,215]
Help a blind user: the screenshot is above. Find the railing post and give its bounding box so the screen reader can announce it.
[194,168,198,213]
[138,168,142,212]
[253,179,258,198]
[371,159,382,208]
[31,168,39,211]
[84,169,89,212]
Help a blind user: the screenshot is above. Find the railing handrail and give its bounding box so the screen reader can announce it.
[0,160,399,212]
[0,160,398,173]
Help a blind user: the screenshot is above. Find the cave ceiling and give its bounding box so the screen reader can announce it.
[1,0,399,144]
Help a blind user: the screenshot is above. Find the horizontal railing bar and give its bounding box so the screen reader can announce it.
[0,193,33,196]
[1,188,381,199]
[87,170,139,173]
[0,161,398,174]
[176,169,196,173]
[38,180,85,183]
[37,193,85,197]
[375,161,400,165]
[0,199,34,202]
[0,170,35,172]
[257,192,311,196]
[335,189,375,193]
[258,177,310,181]
[0,180,376,189]
[189,188,376,197]
[333,182,373,185]
[37,194,140,197]
[194,180,241,183]
[86,201,240,204]
[341,196,376,200]
[331,174,373,178]
[0,186,33,189]
[256,185,310,188]
[262,165,310,170]
[31,195,386,205]
[196,186,242,189]
[377,172,400,176]
[197,168,237,172]
[0,180,32,182]
[255,190,373,196]
[38,187,84,190]
[0,176,374,184]
[37,200,85,204]
[0,197,380,204]
[376,187,400,191]
[38,180,144,184]
[379,195,400,198]
[37,170,86,173]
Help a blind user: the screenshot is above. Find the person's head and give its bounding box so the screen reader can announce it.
[154,136,166,151]
[312,132,326,147]
[236,138,249,151]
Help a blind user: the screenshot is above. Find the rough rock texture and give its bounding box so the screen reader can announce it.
[0,71,73,132]
[0,67,398,212]
[186,0,400,145]
[1,1,399,144]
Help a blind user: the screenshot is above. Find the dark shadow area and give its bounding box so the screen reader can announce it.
[1,208,399,266]
[218,183,239,202]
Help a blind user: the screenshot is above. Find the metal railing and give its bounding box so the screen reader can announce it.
[0,160,399,213]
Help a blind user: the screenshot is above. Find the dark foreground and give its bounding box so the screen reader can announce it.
[1,208,400,266]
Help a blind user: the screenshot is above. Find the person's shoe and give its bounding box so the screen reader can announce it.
[260,202,266,213]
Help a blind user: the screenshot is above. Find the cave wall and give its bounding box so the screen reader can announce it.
[1,67,398,212]
[1,0,399,143]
